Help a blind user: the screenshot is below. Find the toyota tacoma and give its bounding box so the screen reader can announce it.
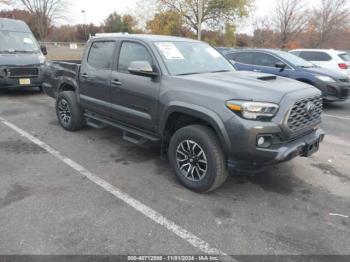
[42,34,325,193]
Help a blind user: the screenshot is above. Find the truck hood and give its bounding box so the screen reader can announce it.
[0,53,45,66]
[176,71,316,103]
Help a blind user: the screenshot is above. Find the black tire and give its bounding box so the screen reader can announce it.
[168,125,228,193]
[56,91,85,131]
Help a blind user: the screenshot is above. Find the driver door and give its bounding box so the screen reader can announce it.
[110,40,160,132]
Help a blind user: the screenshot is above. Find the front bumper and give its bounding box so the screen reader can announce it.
[0,77,43,89]
[321,81,350,102]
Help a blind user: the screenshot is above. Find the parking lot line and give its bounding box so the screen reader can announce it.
[0,116,235,260]
[323,114,350,121]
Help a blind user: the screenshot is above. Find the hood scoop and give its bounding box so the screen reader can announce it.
[257,75,277,81]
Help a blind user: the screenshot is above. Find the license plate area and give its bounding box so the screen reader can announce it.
[303,139,320,157]
[19,78,31,85]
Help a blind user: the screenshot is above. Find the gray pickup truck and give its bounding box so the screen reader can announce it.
[42,34,325,193]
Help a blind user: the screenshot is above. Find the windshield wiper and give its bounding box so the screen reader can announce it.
[210,70,231,73]
[176,72,202,76]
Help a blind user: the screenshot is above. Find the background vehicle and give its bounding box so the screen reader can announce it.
[43,34,324,193]
[290,49,350,77]
[226,49,350,102]
[0,18,47,90]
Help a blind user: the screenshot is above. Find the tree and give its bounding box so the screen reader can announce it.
[272,0,308,48]
[15,0,68,40]
[252,17,277,48]
[103,12,137,33]
[223,23,236,47]
[158,0,253,39]
[146,11,184,36]
[311,0,350,48]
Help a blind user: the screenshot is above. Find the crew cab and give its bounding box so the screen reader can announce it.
[0,18,47,90]
[42,34,325,193]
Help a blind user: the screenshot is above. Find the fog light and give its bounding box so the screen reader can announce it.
[257,135,272,148]
[257,137,265,146]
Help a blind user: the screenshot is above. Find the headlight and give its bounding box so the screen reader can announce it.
[226,101,279,120]
[315,75,336,83]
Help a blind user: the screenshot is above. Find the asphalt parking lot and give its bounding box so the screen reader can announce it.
[0,89,349,256]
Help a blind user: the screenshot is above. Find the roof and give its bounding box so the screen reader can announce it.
[227,48,283,54]
[92,33,200,43]
[291,48,347,54]
[0,18,31,33]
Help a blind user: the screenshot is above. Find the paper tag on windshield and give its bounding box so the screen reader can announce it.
[206,48,221,58]
[23,38,33,44]
[155,42,184,60]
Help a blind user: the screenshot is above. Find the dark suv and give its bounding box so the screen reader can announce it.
[225,49,350,102]
[43,35,325,193]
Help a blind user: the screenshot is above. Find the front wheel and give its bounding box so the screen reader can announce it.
[56,91,85,131]
[168,125,228,193]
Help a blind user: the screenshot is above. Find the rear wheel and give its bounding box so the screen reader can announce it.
[168,125,228,193]
[56,91,85,131]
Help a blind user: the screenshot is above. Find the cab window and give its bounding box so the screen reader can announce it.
[118,42,154,73]
[87,41,115,69]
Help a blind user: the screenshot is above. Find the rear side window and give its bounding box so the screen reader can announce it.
[234,52,255,65]
[87,41,115,69]
[118,41,154,73]
[339,53,350,62]
[299,51,332,62]
[225,52,238,61]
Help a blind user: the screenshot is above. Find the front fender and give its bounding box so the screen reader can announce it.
[159,101,232,154]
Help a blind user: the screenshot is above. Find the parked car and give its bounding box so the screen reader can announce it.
[0,18,48,90]
[225,49,350,102]
[290,49,350,77]
[43,34,325,193]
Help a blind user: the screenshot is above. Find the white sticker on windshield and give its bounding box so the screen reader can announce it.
[155,42,184,60]
[206,48,221,58]
[23,38,33,44]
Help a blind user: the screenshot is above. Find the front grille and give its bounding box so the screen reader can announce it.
[9,67,39,78]
[340,87,350,98]
[287,96,323,133]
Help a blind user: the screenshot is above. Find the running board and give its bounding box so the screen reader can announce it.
[84,113,160,144]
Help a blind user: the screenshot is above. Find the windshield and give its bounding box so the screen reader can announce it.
[0,31,40,53]
[154,41,235,75]
[278,51,316,68]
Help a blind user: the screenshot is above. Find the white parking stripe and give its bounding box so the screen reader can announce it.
[323,114,350,121]
[0,116,235,260]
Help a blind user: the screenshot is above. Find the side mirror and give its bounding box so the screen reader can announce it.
[275,61,287,71]
[128,61,158,77]
[40,45,48,56]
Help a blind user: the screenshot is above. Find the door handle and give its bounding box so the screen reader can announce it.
[253,69,262,72]
[82,73,89,78]
[111,79,122,86]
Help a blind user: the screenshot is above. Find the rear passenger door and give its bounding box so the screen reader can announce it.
[110,40,160,132]
[79,41,116,117]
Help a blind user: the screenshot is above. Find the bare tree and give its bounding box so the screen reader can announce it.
[15,0,67,40]
[312,0,350,48]
[252,17,276,48]
[272,0,308,48]
[158,0,253,40]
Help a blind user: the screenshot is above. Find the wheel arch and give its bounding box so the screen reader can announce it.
[159,102,231,155]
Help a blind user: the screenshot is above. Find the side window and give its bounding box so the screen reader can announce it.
[299,51,332,62]
[235,52,255,65]
[118,42,154,73]
[252,53,279,67]
[87,41,115,69]
[226,53,238,61]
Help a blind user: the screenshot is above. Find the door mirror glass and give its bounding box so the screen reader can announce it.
[275,61,287,71]
[128,61,158,77]
[40,45,48,56]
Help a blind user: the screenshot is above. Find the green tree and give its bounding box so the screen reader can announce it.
[146,11,184,36]
[158,0,253,39]
[103,12,137,33]
[223,23,236,46]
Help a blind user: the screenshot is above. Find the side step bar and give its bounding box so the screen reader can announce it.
[85,113,160,145]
